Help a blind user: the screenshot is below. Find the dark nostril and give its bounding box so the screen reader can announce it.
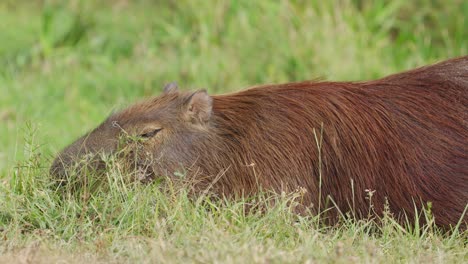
[49,158,71,188]
[50,159,61,176]
[50,154,70,174]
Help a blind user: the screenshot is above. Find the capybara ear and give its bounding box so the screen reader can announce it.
[183,90,213,124]
[163,82,179,94]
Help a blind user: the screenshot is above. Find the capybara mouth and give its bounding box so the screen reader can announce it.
[50,153,107,182]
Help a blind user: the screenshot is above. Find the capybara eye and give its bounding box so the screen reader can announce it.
[140,128,162,139]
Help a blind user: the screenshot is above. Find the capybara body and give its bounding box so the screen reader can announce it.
[51,57,468,228]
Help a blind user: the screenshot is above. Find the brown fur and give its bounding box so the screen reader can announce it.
[51,57,468,228]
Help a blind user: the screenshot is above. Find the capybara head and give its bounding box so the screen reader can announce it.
[50,83,216,183]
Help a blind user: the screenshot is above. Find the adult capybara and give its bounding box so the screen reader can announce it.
[51,56,468,228]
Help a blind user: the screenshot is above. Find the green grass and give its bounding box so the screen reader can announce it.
[1,1,467,263]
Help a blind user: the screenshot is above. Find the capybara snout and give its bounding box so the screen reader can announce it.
[51,57,468,228]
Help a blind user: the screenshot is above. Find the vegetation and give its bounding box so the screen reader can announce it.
[1,1,466,263]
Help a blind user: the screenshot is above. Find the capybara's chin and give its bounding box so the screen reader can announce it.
[51,57,468,228]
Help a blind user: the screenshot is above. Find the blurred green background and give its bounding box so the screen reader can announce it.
[0,0,466,176]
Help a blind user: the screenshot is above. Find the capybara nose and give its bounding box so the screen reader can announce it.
[49,155,70,185]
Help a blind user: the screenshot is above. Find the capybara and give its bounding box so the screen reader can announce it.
[51,56,468,228]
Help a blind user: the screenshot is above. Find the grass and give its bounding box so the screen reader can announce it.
[0,0,467,263]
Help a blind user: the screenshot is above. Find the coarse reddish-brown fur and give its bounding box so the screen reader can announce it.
[51,56,468,228]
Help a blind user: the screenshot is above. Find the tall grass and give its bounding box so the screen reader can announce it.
[0,1,467,262]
